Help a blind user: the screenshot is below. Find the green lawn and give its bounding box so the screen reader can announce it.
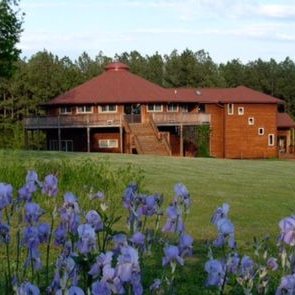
[0,149,294,246]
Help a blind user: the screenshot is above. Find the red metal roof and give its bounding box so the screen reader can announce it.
[46,63,284,106]
[277,113,295,128]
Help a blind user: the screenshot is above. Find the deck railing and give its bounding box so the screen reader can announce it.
[23,113,122,129]
[151,112,211,125]
[24,112,211,129]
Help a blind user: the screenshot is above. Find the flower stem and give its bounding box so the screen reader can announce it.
[5,242,11,286]
[46,210,55,286]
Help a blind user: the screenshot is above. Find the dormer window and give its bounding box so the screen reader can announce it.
[147,104,163,112]
[100,104,117,113]
[59,106,72,115]
[77,106,93,113]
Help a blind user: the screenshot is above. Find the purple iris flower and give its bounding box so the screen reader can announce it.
[42,174,58,197]
[89,251,113,278]
[149,279,162,292]
[276,274,295,295]
[211,203,230,225]
[50,255,78,294]
[214,217,236,248]
[101,265,125,294]
[162,205,185,233]
[226,253,240,274]
[240,256,255,279]
[92,280,111,295]
[117,246,140,282]
[174,183,191,207]
[130,232,145,247]
[38,223,50,243]
[18,281,40,295]
[54,225,67,246]
[0,223,10,244]
[23,226,42,270]
[18,185,33,202]
[112,233,128,251]
[25,202,44,225]
[77,223,97,254]
[92,191,105,200]
[68,286,85,295]
[267,257,278,271]
[178,233,193,257]
[205,259,225,287]
[131,272,143,295]
[279,215,295,246]
[25,170,41,192]
[140,195,158,216]
[123,183,138,209]
[162,245,184,267]
[0,183,13,210]
[86,210,103,231]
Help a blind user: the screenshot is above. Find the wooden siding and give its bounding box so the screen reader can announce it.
[224,104,277,158]
[206,104,224,158]
[91,129,121,153]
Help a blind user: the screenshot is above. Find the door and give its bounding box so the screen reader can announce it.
[124,104,141,123]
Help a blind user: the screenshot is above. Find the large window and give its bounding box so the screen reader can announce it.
[147,104,163,112]
[59,106,72,115]
[167,104,178,112]
[76,106,93,113]
[98,139,118,148]
[100,104,117,113]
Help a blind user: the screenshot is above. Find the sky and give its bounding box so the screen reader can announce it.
[18,0,295,64]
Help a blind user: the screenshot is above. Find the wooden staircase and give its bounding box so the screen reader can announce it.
[127,122,171,156]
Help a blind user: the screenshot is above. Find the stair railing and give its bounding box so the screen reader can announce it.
[122,117,144,154]
[149,115,172,156]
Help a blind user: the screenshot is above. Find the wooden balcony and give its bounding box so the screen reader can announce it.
[24,112,211,130]
[150,112,211,125]
[23,113,122,129]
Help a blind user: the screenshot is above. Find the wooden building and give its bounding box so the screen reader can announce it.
[23,62,295,158]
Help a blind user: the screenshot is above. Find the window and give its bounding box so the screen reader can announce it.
[167,104,178,112]
[59,106,72,115]
[181,104,188,112]
[238,107,244,115]
[77,106,93,113]
[227,103,234,115]
[258,128,264,135]
[147,104,163,112]
[268,134,275,146]
[248,117,255,125]
[98,139,118,148]
[100,104,117,113]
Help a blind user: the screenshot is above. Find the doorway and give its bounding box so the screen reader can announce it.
[124,104,141,123]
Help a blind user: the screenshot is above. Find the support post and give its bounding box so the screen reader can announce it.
[120,124,123,153]
[58,128,61,151]
[24,129,28,149]
[180,124,183,157]
[87,127,90,152]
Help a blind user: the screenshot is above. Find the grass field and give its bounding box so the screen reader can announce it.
[1,149,294,243]
[0,150,294,293]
